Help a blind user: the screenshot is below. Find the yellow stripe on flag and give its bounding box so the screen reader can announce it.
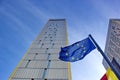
[106,67,118,80]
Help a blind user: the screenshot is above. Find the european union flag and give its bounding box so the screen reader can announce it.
[59,37,96,62]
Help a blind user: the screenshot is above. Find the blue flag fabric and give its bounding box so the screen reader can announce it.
[59,37,96,62]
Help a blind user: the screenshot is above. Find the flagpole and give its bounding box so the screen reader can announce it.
[89,34,120,79]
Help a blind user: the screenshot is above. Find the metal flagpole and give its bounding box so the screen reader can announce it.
[89,34,120,79]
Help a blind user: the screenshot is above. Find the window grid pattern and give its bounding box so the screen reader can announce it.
[9,19,70,80]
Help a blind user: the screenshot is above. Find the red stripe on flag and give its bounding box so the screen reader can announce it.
[100,74,108,80]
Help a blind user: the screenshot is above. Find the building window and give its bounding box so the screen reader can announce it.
[112,58,120,73]
[48,34,51,36]
[45,37,47,39]
[45,48,49,53]
[41,43,44,48]
[54,34,56,36]
[25,59,31,68]
[52,43,54,45]
[42,43,44,45]
[31,78,34,80]
[38,40,41,44]
[36,53,38,55]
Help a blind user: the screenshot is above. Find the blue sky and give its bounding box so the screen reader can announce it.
[0,0,120,80]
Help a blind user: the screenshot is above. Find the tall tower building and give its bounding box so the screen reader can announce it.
[9,19,71,80]
[103,19,120,73]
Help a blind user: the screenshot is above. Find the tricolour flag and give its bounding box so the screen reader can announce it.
[59,37,96,62]
[100,67,118,80]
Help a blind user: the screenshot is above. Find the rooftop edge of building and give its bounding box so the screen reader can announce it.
[49,19,66,21]
[109,19,120,24]
[110,18,120,21]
